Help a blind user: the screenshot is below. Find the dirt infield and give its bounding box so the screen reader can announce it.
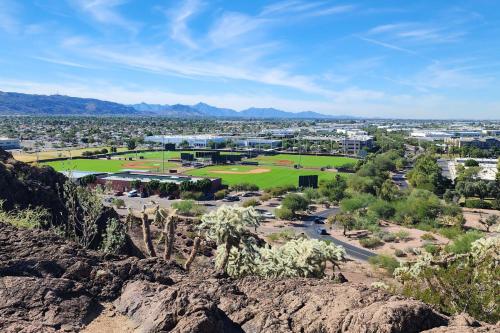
[274,159,294,166]
[210,168,272,175]
[122,161,153,169]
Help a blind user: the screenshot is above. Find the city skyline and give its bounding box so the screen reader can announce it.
[1,0,500,119]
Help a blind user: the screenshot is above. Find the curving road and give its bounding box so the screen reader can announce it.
[303,208,376,262]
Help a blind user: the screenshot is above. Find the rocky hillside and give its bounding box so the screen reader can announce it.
[0,149,66,220]
[0,222,495,333]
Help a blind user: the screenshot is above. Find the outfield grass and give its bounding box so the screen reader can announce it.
[12,146,128,163]
[247,154,356,168]
[186,165,346,189]
[42,158,178,173]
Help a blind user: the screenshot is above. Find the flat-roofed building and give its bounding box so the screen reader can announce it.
[144,135,228,148]
[445,137,500,149]
[0,137,20,150]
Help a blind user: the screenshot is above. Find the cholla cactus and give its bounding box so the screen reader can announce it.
[393,236,499,322]
[199,205,260,273]
[257,239,345,278]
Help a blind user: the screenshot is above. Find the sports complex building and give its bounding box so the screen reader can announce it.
[144,135,281,149]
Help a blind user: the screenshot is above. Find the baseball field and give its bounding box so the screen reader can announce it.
[186,165,348,189]
[42,152,356,189]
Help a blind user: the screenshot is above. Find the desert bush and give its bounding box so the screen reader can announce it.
[231,183,259,191]
[395,236,499,323]
[259,193,272,202]
[100,218,126,254]
[0,200,51,229]
[242,198,260,208]
[267,229,296,242]
[275,207,294,220]
[420,233,437,241]
[423,243,440,255]
[180,191,204,200]
[438,227,465,240]
[445,230,484,254]
[214,189,228,200]
[394,230,410,241]
[112,198,126,208]
[394,249,406,257]
[359,237,384,248]
[172,200,206,216]
[369,254,399,274]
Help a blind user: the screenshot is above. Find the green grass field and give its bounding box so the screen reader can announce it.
[42,158,178,173]
[186,165,346,189]
[247,154,356,168]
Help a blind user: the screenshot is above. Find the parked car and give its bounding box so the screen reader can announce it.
[313,217,324,224]
[260,211,275,219]
[140,191,149,198]
[222,195,240,202]
[127,190,138,197]
[316,227,328,235]
[114,191,123,196]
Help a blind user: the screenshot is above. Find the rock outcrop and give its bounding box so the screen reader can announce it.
[0,223,496,332]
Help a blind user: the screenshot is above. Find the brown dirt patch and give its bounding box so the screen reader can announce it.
[122,161,153,169]
[211,168,271,175]
[275,159,293,166]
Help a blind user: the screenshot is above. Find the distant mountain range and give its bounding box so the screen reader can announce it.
[0,90,355,119]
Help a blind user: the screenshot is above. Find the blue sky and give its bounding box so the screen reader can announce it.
[0,0,499,118]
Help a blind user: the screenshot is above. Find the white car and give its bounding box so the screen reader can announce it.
[127,190,138,197]
[260,211,275,219]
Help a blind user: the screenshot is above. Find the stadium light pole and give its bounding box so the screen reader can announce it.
[162,135,165,173]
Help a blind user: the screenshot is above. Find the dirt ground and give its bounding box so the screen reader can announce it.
[462,208,500,231]
[211,168,271,175]
[82,303,136,333]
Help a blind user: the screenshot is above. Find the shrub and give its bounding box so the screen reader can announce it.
[112,198,126,208]
[214,189,228,200]
[421,233,437,241]
[231,183,259,191]
[368,200,395,219]
[267,229,296,242]
[260,193,272,202]
[394,249,406,257]
[242,198,260,208]
[394,230,410,241]
[0,200,50,229]
[464,159,479,167]
[281,193,309,216]
[369,254,399,274]
[275,207,295,220]
[100,218,126,254]
[445,230,484,254]
[172,200,206,216]
[180,191,204,200]
[438,227,465,240]
[423,243,439,255]
[359,237,384,248]
[381,232,397,242]
[464,199,492,209]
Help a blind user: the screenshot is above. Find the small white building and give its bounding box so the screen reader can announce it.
[0,137,20,150]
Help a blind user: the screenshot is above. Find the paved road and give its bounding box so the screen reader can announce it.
[303,208,376,262]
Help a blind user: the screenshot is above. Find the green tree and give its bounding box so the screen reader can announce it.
[281,193,309,217]
[126,139,137,150]
[333,212,356,236]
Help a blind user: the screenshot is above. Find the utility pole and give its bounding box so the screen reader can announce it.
[162,135,165,173]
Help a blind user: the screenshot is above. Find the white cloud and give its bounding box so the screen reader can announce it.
[72,0,138,33]
[168,0,201,49]
[208,12,267,47]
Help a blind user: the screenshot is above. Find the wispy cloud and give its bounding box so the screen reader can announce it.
[357,36,418,56]
[261,1,355,18]
[168,0,201,49]
[0,0,20,34]
[32,56,96,69]
[367,21,466,44]
[208,12,268,47]
[72,0,138,33]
